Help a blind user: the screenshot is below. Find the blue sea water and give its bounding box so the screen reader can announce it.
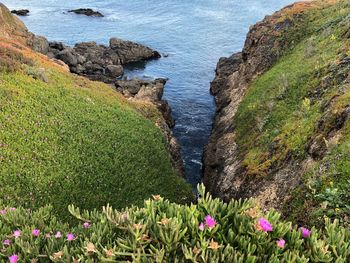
[2,0,293,187]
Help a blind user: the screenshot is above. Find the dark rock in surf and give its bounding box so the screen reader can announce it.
[109,38,161,64]
[68,8,104,17]
[11,9,29,16]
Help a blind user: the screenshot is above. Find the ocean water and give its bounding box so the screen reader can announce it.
[3,0,293,187]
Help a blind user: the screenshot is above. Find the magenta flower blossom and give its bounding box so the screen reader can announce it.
[83,222,90,229]
[204,215,217,229]
[277,239,285,248]
[13,230,21,238]
[257,218,273,232]
[3,239,11,246]
[32,229,40,237]
[9,254,19,263]
[300,227,311,238]
[55,231,62,238]
[67,233,75,241]
[0,209,6,215]
[199,222,205,231]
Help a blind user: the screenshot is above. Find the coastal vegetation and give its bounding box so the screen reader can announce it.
[2,0,350,261]
[0,22,193,220]
[233,0,350,225]
[1,185,350,262]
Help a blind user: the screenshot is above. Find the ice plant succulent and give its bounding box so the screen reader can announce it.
[257,218,273,232]
[32,229,40,236]
[204,215,217,229]
[83,222,90,229]
[13,230,21,238]
[67,233,75,241]
[300,227,311,238]
[3,239,11,246]
[8,255,19,263]
[277,239,286,248]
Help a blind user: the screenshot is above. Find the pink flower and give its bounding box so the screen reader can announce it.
[300,227,311,238]
[199,222,205,231]
[204,215,217,229]
[277,239,285,248]
[0,209,6,215]
[83,222,90,229]
[9,254,19,263]
[67,233,75,241]
[9,208,16,211]
[32,229,40,237]
[257,218,273,232]
[55,231,62,238]
[3,239,11,246]
[13,230,21,238]
[45,233,51,238]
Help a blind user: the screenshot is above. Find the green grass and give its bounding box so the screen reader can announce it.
[0,42,193,220]
[232,0,350,224]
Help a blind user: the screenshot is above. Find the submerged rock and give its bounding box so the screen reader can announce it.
[11,9,29,16]
[68,8,104,17]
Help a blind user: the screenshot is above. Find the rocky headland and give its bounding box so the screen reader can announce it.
[203,0,350,224]
[0,3,183,176]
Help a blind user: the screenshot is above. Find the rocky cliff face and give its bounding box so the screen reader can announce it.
[204,0,350,222]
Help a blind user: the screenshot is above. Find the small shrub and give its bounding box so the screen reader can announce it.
[0,45,33,72]
[24,66,49,83]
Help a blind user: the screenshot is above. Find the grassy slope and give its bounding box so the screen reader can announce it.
[0,38,193,219]
[233,0,350,225]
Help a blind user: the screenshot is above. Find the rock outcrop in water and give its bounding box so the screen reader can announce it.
[39,38,161,82]
[68,8,104,17]
[11,9,30,16]
[203,0,350,223]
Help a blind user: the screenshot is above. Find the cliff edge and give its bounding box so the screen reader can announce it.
[204,0,350,225]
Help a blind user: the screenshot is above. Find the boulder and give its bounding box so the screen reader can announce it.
[68,8,104,17]
[105,65,124,78]
[49,41,68,51]
[56,49,78,66]
[32,35,49,54]
[109,38,161,64]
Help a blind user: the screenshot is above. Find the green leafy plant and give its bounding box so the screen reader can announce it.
[1,185,350,262]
